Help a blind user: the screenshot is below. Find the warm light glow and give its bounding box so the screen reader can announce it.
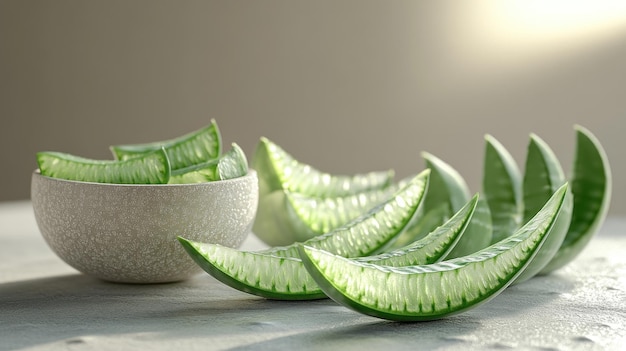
[487,0,626,43]
[424,0,626,96]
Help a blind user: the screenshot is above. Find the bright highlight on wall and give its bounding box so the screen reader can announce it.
[431,0,626,94]
[488,0,626,43]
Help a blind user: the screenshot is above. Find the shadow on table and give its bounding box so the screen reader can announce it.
[218,275,577,351]
[0,271,576,350]
[0,273,286,350]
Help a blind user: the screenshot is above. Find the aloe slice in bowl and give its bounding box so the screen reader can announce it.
[168,159,219,184]
[513,133,573,284]
[178,170,429,300]
[36,147,171,184]
[110,120,222,171]
[482,134,523,244]
[540,125,611,274]
[298,184,568,322]
[392,152,492,258]
[168,143,249,184]
[216,143,249,180]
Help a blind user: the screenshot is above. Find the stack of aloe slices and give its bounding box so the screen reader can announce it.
[251,137,397,246]
[36,119,249,184]
[180,125,611,321]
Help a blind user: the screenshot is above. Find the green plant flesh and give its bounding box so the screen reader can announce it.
[298,184,567,322]
[252,137,396,246]
[252,137,395,197]
[482,135,523,244]
[36,148,171,184]
[167,159,219,184]
[514,134,573,284]
[540,125,612,274]
[168,143,248,184]
[391,152,492,258]
[216,143,249,180]
[110,120,221,171]
[282,185,400,242]
[178,170,429,300]
[445,197,492,259]
[356,194,478,266]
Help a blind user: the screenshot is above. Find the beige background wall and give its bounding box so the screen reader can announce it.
[1,1,625,214]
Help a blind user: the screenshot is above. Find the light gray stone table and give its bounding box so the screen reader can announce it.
[1,200,625,351]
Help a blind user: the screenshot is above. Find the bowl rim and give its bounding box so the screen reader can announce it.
[32,168,257,188]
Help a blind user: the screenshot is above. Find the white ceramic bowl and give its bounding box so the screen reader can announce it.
[31,170,258,283]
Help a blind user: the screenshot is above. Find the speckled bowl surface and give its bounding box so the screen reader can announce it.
[31,170,258,284]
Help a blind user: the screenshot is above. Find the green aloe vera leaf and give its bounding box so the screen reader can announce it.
[283,184,399,241]
[422,152,471,211]
[445,197,492,259]
[111,120,222,171]
[357,194,478,266]
[392,152,492,258]
[514,133,573,284]
[482,134,523,244]
[216,143,249,180]
[36,147,170,184]
[178,171,429,300]
[168,159,219,184]
[298,184,567,321]
[252,137,395,197]
[251,137,395,246]
[168,143,248,184]
[540,125,611,274]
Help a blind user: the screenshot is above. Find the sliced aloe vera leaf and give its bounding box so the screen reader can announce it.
[445,197,492,258]
[514,133,573,284]
[357,194,478,267]
[168,159,219,184]
[421,152,471,211]
[168,143,248,184]
[540,125,611,274]
[252,137,395,197]
[390,152,469,248]
[252,137,395,246]
[483,135,523,244]
[216,143,249,180]
[392,153,492,258]
[111,120,222,170]
[178,170,429,300]
[36,148,171,184]
[178,242,325,300]
[298,184,568,321]
[282,184,400,241]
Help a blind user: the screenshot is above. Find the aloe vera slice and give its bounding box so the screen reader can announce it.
[482,135,523,244]
[514,134,573,284]
[282,185,400,242]
[298,184,567,321]
[392,153,492,258]
[252,137,395,246]
[216,143,249,180]
[252,137,395,197]
[111,120,222,171]
[540,125,611,274]
[357,194,478,266]
[168,159,219,184]
[168,143,248,184]
[178,170,429,300]
[36,148,170,184]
